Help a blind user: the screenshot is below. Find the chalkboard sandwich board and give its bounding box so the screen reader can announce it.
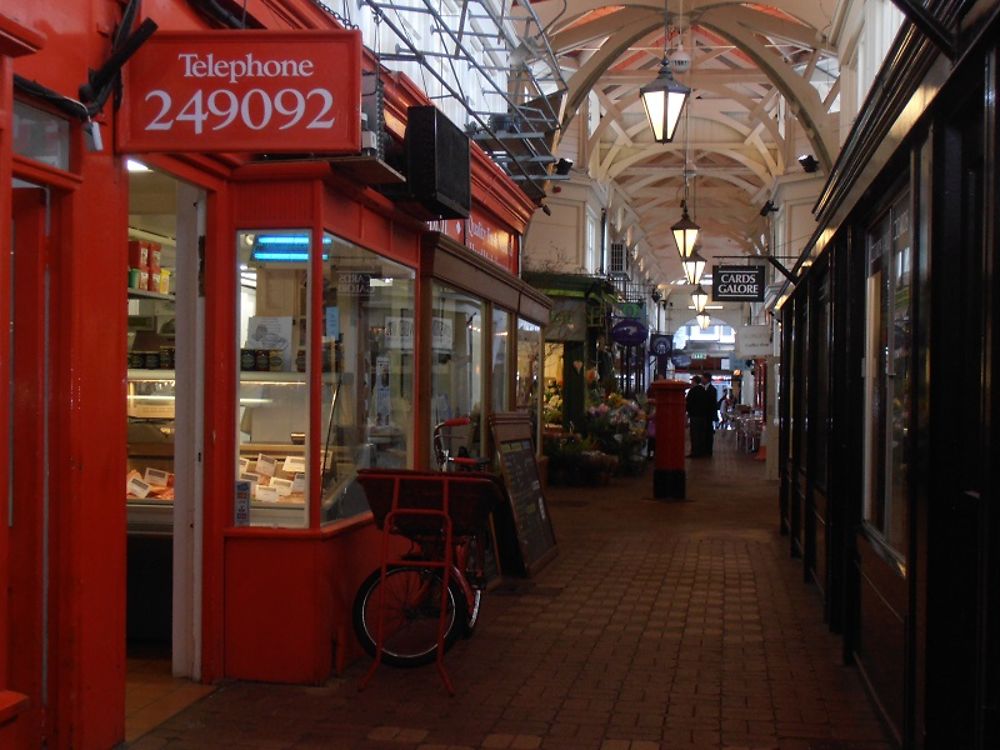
[488,413,558,577]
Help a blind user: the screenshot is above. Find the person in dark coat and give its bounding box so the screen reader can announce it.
[702,374,718,456]
[685,375,704,457]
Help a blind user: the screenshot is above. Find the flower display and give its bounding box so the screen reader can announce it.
[580,392,648,475]
[542,382,563,426]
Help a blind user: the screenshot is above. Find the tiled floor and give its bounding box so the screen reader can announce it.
[130,433,892,749]
[126,653,215,743]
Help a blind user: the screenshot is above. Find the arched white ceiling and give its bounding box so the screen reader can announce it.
[517,0,841,295]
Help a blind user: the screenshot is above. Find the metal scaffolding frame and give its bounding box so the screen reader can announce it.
[358,0,567,202]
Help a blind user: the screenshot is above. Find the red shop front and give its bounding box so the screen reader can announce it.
[1,2,547,748]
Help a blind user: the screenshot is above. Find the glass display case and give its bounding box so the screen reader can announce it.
[126,369,177,533]
[236,229,417,528]
[237,370,310,528]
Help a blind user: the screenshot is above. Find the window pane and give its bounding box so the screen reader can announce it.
[516,318,541,435]
[863,192,910,562]
[887,198,911,553]
[236,229,311,528]
[430,284,484,466]
[491,307,510,412]
[321,236,415,523]
[13,101,70,170]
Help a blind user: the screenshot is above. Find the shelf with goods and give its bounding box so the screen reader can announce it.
[128,288,175,302]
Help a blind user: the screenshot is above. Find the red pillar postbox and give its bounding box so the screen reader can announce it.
[651,380,687,499]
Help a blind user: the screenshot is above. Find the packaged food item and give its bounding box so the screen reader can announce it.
[128,268,141,289]
[295,349,306,372]
[158,268,171,294]
[240,348,256,371]
[128,351,145,369]
[269,352,283,371]
[255,349,270,371]
[149,271,161,292]
[148,244,161,272]
[128,241,149,269]
[143,351,160,369]
[138,269,149,291]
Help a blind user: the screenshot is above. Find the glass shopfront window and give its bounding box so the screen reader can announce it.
[863,190,911,561]
[429,283,484,467]
[235,230,415,527]
[491,307,511,412]
[236,229,313,528]
[516,317,542,432]
[320,236,415,522]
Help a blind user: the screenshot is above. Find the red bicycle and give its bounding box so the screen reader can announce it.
[352,470,503,673]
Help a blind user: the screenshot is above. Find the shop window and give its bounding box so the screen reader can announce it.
[235,230,416,526]
[236,229,312,528]
[862,190,911,562]
[812,275,831,492]
[321,236,415,522]
[516,318,542,434]
[491,307,511,412]
[430,283,484,465]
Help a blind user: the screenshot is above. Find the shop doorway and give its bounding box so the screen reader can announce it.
[8,180,53,741]
[125,161,211,739]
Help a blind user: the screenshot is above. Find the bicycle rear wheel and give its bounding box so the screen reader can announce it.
[353,565,466,667]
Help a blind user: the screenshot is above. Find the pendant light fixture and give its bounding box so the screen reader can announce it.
[671,205,699,258]
[670,12,700,261]
[696,312,711,329]
[640,0,690,144]
[691,285,708,313]
[681,248,706,285]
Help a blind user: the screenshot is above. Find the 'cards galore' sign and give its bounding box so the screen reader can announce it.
[712,265,766,302]
[120,31,361,153]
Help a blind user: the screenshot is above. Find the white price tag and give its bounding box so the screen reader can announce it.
[256,454,278,477]
[255,484,279,502]
[291,472,306,493]
[239,472,260,491]
[144,468,171,487]
[282,456,306,474]
[269,478,293,497]
[127,476,152,499]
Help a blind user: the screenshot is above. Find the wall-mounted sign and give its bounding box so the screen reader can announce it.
[548,299,587,342]
[466,211,515,273]
[119,31,362,153]
[611,318,648,346]
[427,209,517,274]
[738,324,772,357]
[712,265,766,302]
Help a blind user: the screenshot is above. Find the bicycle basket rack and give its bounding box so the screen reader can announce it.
[355,469,504,694]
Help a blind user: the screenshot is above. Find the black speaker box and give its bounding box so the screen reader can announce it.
[404,106,471,219]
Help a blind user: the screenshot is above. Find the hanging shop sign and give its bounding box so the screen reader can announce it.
[119,31,362,153]
[611,318,648,346]
[712,265,766,302]
[649,334,673,356]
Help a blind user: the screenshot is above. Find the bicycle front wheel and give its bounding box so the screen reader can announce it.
[353,565,465,667]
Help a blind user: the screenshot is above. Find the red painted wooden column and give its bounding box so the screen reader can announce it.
[651,380,687,499]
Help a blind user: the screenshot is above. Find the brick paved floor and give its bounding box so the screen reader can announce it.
[132,433,892,750]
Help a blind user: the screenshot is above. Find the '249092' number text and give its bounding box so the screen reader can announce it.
[144,87,336,133]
